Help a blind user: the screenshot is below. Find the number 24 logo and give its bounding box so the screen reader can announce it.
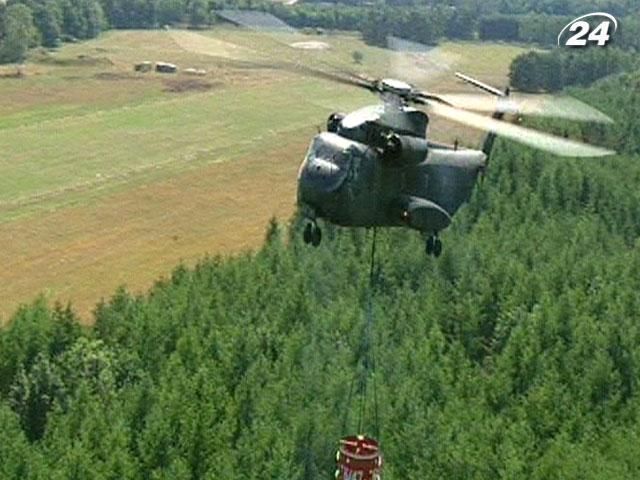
[557,12,618,48]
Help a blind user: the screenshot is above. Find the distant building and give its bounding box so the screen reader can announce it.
[155,62,177,74]
[214,10,295,33]
[134,61,153,72]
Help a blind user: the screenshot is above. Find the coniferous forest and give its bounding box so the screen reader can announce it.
[2,70,640,478]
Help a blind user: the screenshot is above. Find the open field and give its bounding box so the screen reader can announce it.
[0,27,526,324]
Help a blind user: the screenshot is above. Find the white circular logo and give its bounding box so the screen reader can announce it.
[557,12,618,48]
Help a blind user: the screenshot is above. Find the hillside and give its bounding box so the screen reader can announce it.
[1,71,640,478]
[0,28,524,323]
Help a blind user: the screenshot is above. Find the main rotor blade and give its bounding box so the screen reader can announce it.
[426,102,615,157]
[438,93,614,123]
[208,11,376,84]
[170,17,455,106]
[273,60,377,92]
[169,29,378,94]
[414,91,454,106]
[455,72,506,97]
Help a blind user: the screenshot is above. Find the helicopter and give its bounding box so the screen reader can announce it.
[296,69,614,256]
[168,21,615,257]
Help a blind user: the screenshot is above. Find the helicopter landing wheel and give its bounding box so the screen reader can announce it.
[426,235,435,255]
[426,235,442,257]
[303,222,322,247]
[433,237,442,257]
[303,223,313,244]
[311,223,322,247]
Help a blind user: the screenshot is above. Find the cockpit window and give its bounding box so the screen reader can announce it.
[308,134,358,169]
[308,137,334,161]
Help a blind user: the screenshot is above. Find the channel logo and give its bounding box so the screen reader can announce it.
[557,12,618,47]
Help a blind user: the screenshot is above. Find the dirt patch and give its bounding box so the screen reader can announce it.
[94,71,143,81]
[163,78,221,93]
[0,69,24,79]
[38,53,115,67]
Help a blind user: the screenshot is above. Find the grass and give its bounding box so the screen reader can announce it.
[0,80,370,218]
[0,27,526,324]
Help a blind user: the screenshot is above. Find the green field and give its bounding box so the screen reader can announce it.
[0,27,526,323]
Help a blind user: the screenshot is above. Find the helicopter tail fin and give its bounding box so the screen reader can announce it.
[454,72,510,158]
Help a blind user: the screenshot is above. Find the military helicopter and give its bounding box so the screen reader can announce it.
[170,20,614,257]
[296,69,614,256]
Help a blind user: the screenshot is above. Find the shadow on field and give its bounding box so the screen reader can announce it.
[162,78,222,93]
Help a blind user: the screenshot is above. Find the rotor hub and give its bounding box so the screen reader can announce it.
[380,78,413,97]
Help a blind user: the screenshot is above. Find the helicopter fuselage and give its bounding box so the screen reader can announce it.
[297,105,486,238]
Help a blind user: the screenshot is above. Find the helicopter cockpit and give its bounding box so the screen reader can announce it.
[298,133,359,198]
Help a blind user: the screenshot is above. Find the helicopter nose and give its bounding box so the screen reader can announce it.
[297,156,343,206]
[301,157,340,187]
[297,133,352,205]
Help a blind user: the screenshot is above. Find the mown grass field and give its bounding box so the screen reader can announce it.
[0,26,526,323]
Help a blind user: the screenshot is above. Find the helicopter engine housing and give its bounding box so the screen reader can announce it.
[382,133,429,165]
[396,195,452,232]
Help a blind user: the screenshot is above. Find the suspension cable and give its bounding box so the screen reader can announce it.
[355,228,380,440]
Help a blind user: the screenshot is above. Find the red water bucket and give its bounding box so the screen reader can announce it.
[335,435,382,480]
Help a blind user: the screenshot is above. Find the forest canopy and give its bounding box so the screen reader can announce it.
[2,0,640,64]
[2,70,640,478]
[509,47,638,92]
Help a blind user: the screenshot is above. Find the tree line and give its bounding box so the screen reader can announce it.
[0,0,103,62]
[270,0,640,17]
[266,3,475,46]
[3,0,640,63]
[509,47,638,92]
[1,67,640,477]
[272,6,640,50]
[478,13,640,50]
[0,0,211,63]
